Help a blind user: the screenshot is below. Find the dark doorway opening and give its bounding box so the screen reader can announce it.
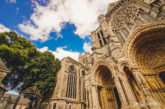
[114,87,121,109]
[159,71,165,84]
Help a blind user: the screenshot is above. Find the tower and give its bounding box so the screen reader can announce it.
[50,0,165,109]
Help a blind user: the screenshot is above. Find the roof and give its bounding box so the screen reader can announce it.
[0,58,10,73]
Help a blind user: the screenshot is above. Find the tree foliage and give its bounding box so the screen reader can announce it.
[0,31,61,100]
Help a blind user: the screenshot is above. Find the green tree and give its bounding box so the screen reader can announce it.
[23,51,61,100]
[0,31,61,100]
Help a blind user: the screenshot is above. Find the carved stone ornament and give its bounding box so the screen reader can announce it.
[111,5,138,33]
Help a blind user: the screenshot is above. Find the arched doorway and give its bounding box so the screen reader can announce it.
[95,65,121,109]
[126,25,165,104]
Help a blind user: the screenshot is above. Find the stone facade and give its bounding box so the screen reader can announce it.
[50,0,165,109]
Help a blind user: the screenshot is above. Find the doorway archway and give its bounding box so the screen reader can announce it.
[95,65,121,109]
[125,24,165,104]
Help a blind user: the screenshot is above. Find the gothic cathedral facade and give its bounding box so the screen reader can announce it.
[50,0,165,109]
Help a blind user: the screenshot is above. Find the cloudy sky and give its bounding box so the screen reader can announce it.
[0,0,117,61]
[1,0,118,95]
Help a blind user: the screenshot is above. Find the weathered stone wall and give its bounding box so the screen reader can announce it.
[50,0,165,109]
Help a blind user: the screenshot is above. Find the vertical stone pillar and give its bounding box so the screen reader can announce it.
[89,88,93,109]
[36,98,41,109]
[119,74,138,106]
[91,85,100,109]
[114,76,128,107]
[101,88,107,108]
[131,68,161,109]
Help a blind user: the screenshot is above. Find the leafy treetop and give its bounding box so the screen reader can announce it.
[0,31,61,101]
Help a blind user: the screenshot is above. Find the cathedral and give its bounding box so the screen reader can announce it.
[50,0,165,109]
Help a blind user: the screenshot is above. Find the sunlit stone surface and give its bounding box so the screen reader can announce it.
[48,0,165,108]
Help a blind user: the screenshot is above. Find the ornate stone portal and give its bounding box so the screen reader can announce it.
[50,0,165,109]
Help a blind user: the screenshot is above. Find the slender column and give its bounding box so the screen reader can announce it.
[86,90,89,109]
[131,68,161,108]
[91,85,100,109]
[89,88,93,109]
[114,76,128,106]
[131,68,153,99]
[119,74,138,105]
[36,98,41,109]
[71,74,73,98]
[101,88,106,108]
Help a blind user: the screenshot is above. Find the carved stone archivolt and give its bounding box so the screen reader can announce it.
[123,21,165,67]
[91,60,115,78]
[123,22,165,75]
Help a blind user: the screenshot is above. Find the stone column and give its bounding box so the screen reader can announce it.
[131,68,161,109]
[114,76,128,107]
[91,85,100,109]
[36,98,41,109]
[119,74,138,106]
[89,88,93,109]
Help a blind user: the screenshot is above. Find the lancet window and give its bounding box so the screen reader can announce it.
[100,30,107,44]
[97,33,103,47]
[97,30,107,47]
[82,70,86,101]
[66,65,77,99]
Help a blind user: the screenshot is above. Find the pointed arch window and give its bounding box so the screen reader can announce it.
[97,33,103,47]
[100,30,107,44]
[97,30,107,47]
[82,70,86,101]
[66,65,77,99]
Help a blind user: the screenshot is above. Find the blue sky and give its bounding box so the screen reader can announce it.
[0,0,116,94]
[0,0,116,60]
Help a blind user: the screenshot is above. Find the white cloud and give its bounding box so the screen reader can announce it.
[0,24,10,33]
[52,46,80,61]
[10,0,16,3]
[83,42,92,54]
[19,0,117,41]
[38,46,48,52]
[38,46,80,61]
